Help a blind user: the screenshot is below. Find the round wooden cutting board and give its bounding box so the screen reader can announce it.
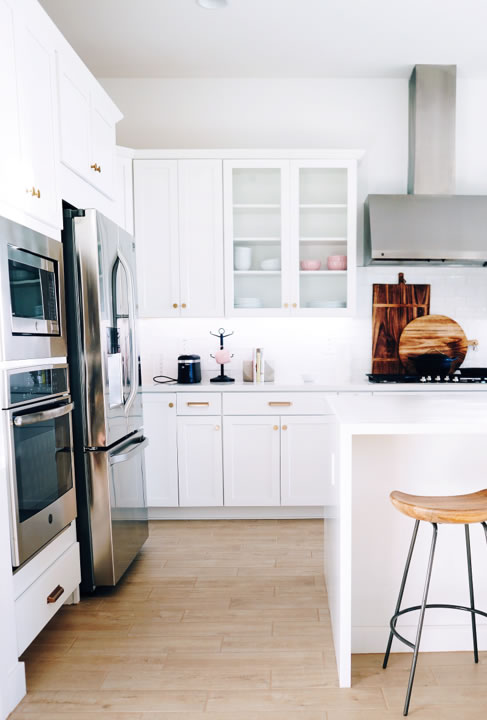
[398,314,468,374]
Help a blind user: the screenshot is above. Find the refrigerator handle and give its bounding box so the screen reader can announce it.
[117,248,138,416]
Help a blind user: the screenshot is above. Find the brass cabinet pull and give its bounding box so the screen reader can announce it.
[90,163,101,173]
[283,303,289,308]
[168,402,174,408]
[282,424,288,430]
[47,585,64,604]
[268,401,292,407]
[273,425,279,431]
[181,303,187,309]
[292,303,297,308]
[215,425,220,431]
[187,402,210,407]
[172,303,178,309]
[26,187,40,197]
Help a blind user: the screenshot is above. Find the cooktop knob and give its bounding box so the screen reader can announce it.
[435,375,441,382]
[420,376,427,383]
[453,376,459,382]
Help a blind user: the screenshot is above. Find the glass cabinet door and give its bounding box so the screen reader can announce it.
[224,161,290,315]
[291,161,353,314]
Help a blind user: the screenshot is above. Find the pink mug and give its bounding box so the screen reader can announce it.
[215,348,231,364]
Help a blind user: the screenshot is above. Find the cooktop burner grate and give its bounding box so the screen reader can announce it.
[367,368,487,384]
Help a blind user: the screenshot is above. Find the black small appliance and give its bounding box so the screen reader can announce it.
[177,354,202,384]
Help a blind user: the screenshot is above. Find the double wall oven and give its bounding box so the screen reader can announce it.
[2,364,76,567]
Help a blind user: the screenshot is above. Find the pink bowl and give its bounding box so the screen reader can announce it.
[327,255,347,271]
[300,259,321,271]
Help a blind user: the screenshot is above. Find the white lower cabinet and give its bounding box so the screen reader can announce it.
[280,415,332,505]
[223,416,281,506]
[143,394,179,507]
[177,416,223,506]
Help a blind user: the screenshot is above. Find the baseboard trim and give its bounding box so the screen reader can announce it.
[352,624,487,654]
[148,506,326,520]
[1,661,25,719]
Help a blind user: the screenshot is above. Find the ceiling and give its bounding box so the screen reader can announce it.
[39,0,487,79]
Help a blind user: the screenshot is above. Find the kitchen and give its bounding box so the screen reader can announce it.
[1,0,487,718]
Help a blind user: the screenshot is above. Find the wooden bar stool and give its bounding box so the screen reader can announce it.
[383,489,487,716]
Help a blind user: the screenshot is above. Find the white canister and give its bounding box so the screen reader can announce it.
[234,246,252,271]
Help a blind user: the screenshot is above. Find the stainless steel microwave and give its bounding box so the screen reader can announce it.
[0,216,67,361]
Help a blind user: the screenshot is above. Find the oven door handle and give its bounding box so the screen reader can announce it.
[110,436,148,465]
[13,402,74,426]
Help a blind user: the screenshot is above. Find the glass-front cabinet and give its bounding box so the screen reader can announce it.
[223,160,290,315]
[224,156,357,316]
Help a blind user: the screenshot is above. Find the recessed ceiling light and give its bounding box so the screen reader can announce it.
[197,0,228,8]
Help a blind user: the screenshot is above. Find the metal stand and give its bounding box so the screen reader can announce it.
[209,328,235,383]
[383,521,487,716]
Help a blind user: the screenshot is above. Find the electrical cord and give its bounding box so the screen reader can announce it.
[153,375,177,384]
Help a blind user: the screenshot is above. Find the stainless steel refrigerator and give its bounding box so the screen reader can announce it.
[63,207,148,591]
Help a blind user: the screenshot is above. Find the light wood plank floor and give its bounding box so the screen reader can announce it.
[11,519,487,718]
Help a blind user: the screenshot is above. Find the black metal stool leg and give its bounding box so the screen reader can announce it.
[383,519,420,670]
[482,521,487,545]
[465,524,479,663]
[403,522,438,717]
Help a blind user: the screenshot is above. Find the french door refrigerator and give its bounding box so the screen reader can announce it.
[63,207,148,591]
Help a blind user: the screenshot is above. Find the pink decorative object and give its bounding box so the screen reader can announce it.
[327,255,347,270]
[300,259,321,271]
[215,348,231,364]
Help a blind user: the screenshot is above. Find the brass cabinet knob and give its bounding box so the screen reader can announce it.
[90,163,101,173]
[26,186,40,197]
[181,303,187,309]
[283,303,289,308]
[168,402,174,408]
[215,425,220,431]
[282,424,288,431]
[172,303,178,309]
[273,425,278,431]
[292,303,297,308]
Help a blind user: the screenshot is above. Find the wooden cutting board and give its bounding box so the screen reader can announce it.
[398,314,468,374]
[372,273,430,374]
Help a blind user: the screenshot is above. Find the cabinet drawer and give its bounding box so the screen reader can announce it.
[223,392,335,416]
[15,542,80,655]
[177,393,221,415]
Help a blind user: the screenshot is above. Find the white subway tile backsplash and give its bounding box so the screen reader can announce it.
[138,267,487,385]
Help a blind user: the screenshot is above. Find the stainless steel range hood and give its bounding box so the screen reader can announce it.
[365,65,487,265]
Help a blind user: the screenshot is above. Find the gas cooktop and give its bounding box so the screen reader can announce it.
[367,368,487,384]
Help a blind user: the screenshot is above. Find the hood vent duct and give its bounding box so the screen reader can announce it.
[365,64,487,265]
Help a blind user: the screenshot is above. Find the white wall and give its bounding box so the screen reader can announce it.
[100,76,487,382]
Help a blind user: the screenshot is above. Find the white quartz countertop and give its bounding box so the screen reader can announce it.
[329,393,487,432]
[141,380,487,393]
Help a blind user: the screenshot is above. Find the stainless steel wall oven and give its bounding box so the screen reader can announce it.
[2,364,77,567]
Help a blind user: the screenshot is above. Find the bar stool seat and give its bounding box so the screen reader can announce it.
[384,488,487,716]
[391,489,487,524]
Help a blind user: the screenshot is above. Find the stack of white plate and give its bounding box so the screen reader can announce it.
[235,297,262,308]
[306,300,346,308]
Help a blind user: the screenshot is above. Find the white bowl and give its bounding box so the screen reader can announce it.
[260,258,280,271]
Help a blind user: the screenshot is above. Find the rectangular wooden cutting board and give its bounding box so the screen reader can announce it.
[372,273,430,374]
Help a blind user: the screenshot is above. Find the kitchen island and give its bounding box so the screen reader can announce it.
[327,393,487,688]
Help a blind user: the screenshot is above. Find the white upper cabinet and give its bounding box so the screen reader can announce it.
[134,159,224,318]
[16,11,59,228]
[56,47,121,199]
[224,155,358,316]
[114,147,134,234]
[224,160,290,316]
[178,160,224,317]
[290,159,357,315]
[0,0,22,211]
[0,0,60,230]
[134,159,180,317]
